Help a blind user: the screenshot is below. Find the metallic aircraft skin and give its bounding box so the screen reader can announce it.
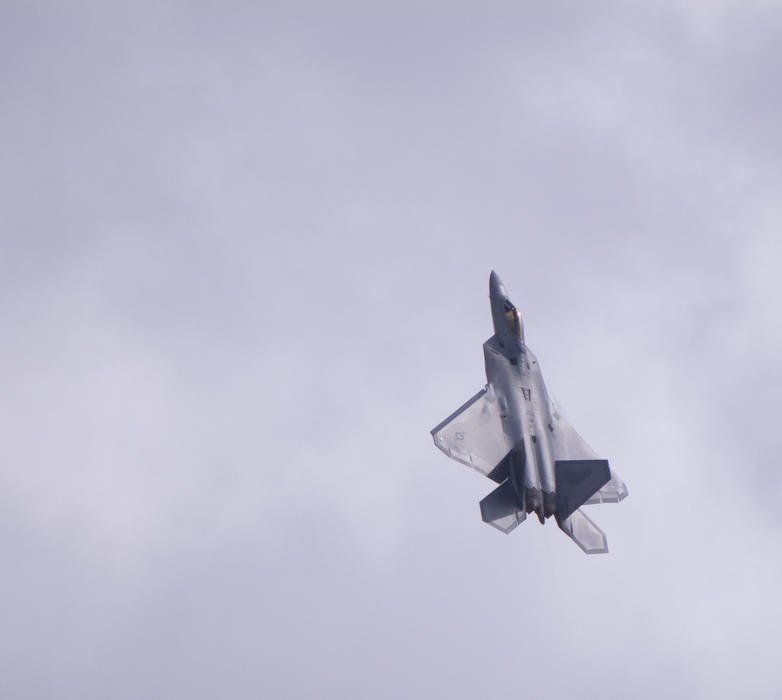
[431,271,627,554]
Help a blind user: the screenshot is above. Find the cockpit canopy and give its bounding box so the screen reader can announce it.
[504,300,524,340]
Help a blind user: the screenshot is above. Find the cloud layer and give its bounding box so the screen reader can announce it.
[2,2,781,698]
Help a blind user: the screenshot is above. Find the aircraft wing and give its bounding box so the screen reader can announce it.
[584,470,628,504]
[550,415,599,461]
[431,386,512,480]
[551,416,629,504]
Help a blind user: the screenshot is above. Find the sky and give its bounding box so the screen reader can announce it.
[2,1,782,698]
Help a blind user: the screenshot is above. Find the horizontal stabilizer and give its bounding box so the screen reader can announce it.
[555,459,611,521]
[479,480,525,534]
[557,509,608,554]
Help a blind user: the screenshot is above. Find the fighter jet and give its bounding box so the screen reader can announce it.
[431,272,627,554]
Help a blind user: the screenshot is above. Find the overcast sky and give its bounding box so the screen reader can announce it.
[2,1,782,698]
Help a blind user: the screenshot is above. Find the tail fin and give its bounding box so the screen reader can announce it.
[555,459,611,521]
[479,480,526,533]
[557,509,609,554]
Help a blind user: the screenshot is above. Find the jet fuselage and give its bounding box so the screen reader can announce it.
[430,271,627,553]
[483,337,557,523]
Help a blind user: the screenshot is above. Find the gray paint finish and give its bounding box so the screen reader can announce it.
[432,272,627,553]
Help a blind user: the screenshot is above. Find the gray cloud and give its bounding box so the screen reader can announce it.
[2,1,781,698]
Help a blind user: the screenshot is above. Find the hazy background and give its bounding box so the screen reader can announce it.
[2,1,782,697]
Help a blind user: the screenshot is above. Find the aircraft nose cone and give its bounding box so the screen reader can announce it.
[489,270,507,299]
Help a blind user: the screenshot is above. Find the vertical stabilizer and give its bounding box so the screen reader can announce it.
[555,459,611,521]
[480,480,526,533]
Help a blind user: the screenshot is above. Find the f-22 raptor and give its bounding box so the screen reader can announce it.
[431,272,627,554]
